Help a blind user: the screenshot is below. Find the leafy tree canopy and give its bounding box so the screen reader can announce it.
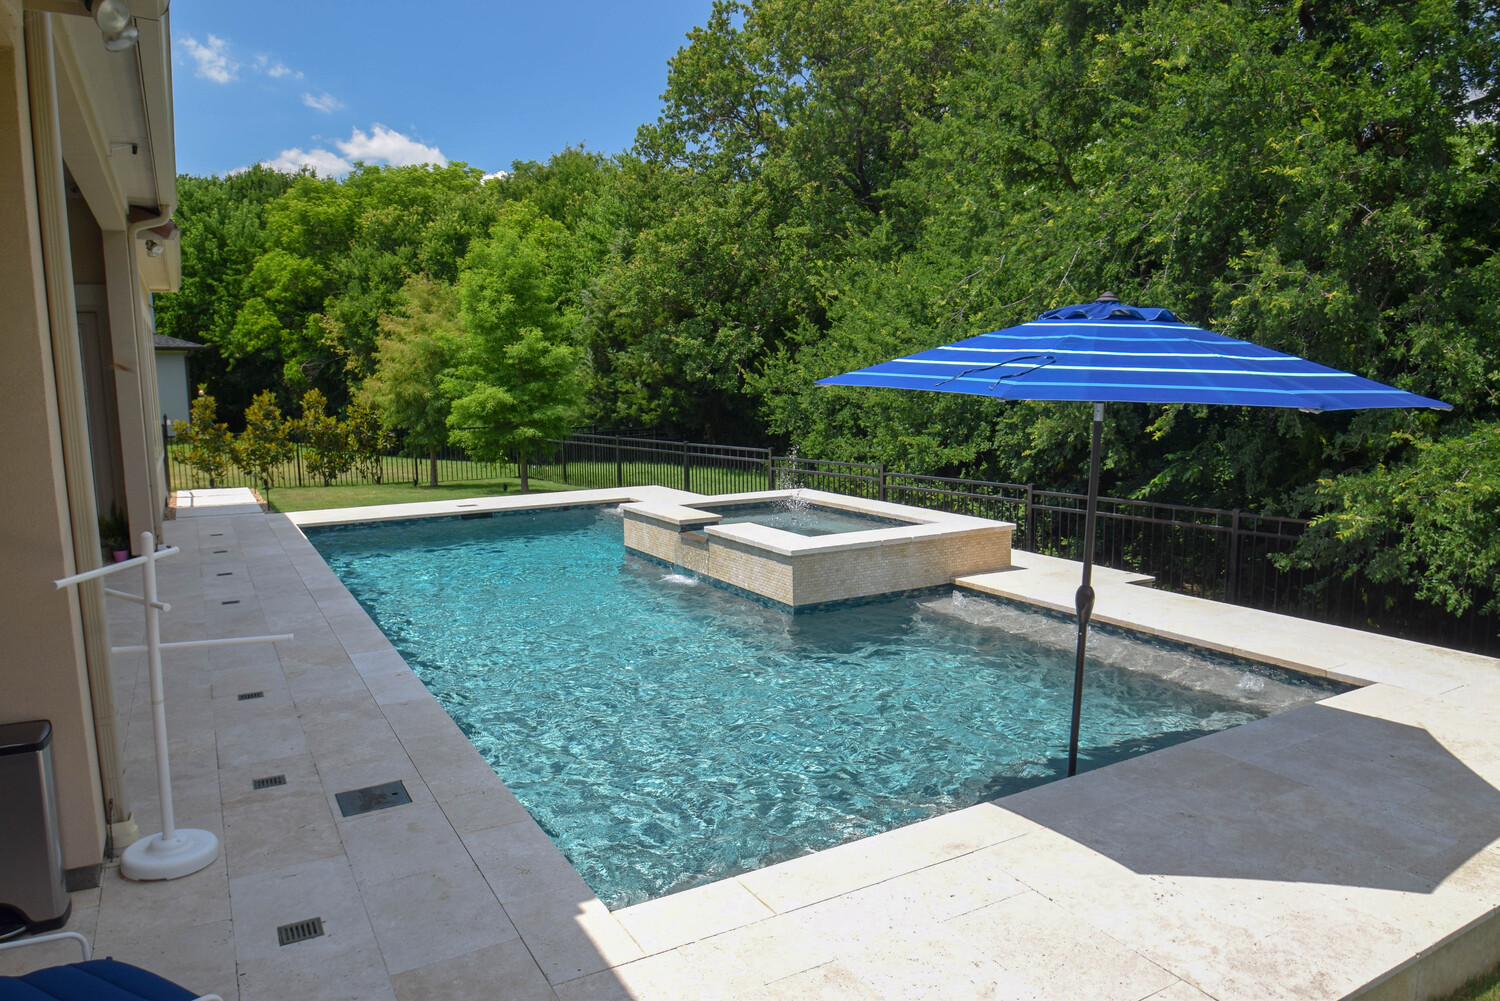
[158,0,1500,622]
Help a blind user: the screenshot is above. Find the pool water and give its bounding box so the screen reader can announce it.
[308,507,1343,909]
[705,500,909,536]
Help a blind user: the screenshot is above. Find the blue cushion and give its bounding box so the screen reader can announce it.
[0,959,196,1001]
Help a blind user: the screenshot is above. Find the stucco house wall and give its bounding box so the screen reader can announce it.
[0,0,180,886]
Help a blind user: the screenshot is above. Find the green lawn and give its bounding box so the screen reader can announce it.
[1436,961,1500,1001]
[169,445,773,499]
[263,476,578,513]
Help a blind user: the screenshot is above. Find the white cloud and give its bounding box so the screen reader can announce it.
[254,54,301,79]
[302,91,345,114]
[259,146,352,176]
[481,169,510,182]
[260,125,447,177]
[335,125,447,167]
[181,34,237,83]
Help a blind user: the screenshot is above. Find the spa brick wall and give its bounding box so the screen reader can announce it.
[624,512,1011,608]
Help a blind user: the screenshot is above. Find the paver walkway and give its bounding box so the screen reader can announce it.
[3,489,1497,1000]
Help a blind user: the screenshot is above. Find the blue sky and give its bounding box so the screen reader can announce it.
[170,1,714,178]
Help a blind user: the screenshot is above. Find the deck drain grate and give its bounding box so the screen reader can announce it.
[216,571,233,577]
[252,774,286,790]
[210,533,223,537]
[237,691,264,701]
[276,917,323,946]
[221,599,240,605]
[334,780,411,818]
[212,549,228,554]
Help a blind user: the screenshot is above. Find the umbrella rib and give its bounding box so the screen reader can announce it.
[934,354,1055,390]
[849,370,1430,399]
[933,346,1297,360]
[905,360,1366,377]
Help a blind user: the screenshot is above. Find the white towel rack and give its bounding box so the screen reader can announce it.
[53,531,292,880]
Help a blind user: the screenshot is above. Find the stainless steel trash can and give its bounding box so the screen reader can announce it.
[0,720,70,935]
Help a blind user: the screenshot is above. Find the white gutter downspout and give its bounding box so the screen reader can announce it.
[129,1,174,542]
[127,205,172,543]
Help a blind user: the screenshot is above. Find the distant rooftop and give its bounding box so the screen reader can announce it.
[153,333,207,351]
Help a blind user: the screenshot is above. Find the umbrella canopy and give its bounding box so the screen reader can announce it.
[818,293,1450,777]
[818,293,1451,412]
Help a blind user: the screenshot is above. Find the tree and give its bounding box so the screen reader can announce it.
[233,390,296,501]
[154,167,296,427]
[174,388,235,488]
[1287,423,1500,620]
[298,389,353,486]
[148,0,1500,634]
[359,277,467,486]
[345,399,395,484]
[158,162,504,422]
[446,208,582,492]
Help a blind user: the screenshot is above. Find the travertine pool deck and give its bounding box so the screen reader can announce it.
[4,486,1497,1000]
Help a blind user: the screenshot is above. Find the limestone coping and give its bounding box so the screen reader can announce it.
[286,485,699,528]
[625,488,1016,557]
[618,502,724,530]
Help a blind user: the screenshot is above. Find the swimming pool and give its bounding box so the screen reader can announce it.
[307,506,1346,909]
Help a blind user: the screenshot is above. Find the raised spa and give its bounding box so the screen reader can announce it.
[621,489,1014,609]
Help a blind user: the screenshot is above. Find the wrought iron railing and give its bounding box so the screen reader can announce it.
[163,425,1498,654]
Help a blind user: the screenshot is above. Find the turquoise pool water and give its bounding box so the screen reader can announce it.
[705,500,909,536]
[307,507,1343,909]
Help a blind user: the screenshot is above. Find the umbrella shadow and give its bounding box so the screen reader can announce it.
[998,703,1500,893]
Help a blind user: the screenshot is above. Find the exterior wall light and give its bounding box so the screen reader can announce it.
[86,0,139,52]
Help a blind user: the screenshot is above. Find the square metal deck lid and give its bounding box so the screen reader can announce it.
[334,780,412,817]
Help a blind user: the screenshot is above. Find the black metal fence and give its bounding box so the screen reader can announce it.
[165,426,1498,654]
[536,434,773,495]
[165,438,511,491]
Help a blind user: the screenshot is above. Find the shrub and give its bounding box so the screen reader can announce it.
[345,400,395,484]
[298,389,354,487]
[235,390,296,501]
[175,388,235,488]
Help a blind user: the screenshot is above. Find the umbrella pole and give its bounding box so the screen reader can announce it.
[1068,402,1104,777]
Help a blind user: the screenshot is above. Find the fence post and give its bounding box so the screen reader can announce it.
[767,450,775,490]
[1226,509,1242,603]
[682,442,690,493]
[296,443,304,487]
[1024,485,1035,552]
[161,416,172,496]
[615,435,623,487]
[876,463,886,503]
[561,440,569,485]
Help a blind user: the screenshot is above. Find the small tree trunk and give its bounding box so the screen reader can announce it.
[428,448,438,487]
[519,457,530,494]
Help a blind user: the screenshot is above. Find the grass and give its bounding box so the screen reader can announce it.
[1436,960,1500,1001]
[262,476,578,513]
[169,447,774,502]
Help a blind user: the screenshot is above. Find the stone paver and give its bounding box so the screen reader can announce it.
[2,487,1496,1001]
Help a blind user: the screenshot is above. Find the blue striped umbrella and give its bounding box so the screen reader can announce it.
[818,293,1451,776]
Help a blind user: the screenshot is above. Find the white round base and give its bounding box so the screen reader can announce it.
[120,828,219,881]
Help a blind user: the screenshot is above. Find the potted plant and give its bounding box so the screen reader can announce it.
[98,504,130,562]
